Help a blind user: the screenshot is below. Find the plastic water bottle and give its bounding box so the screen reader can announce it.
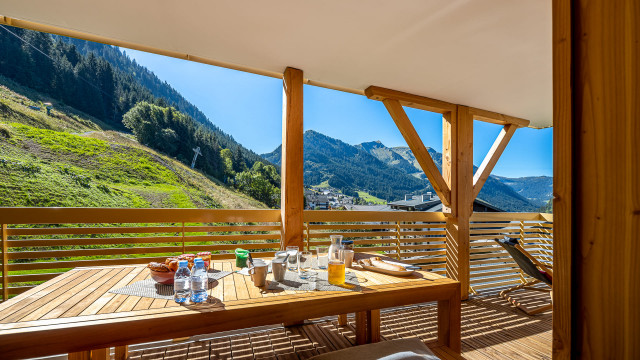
[190,258,208,303]
[174,260,191,304]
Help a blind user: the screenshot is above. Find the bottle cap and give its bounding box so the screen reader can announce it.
[194,258,204,264]
[178,260,188,267]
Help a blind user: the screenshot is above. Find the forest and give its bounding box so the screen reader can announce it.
[0,25,280,207]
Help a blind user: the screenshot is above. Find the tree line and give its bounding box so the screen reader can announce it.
[123,102,280,207]
[57,36,267,167]
[0,26,281,207]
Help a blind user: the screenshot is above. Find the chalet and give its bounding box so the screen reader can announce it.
[389,196,503,212]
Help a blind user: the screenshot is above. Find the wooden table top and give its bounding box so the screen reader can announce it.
[0,258,459,358]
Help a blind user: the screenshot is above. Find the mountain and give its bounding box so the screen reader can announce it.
[356,139,540,211]
[355,141,421,177]
[263,131,538,211]
[0,79,265,209]
[494,175,553,207]
[262,130,432,201]
[358,140,547,211]
[0,26,265,172]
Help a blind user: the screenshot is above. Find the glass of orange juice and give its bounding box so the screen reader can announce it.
[328,259,345,285]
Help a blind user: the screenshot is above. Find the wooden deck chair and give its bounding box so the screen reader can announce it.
[494,237,552,315]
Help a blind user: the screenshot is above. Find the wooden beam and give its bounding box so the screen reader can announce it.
[570,0,639,357]
[0,16,368,98]
[281,67,304,251]
[445,105,473,300]
[365,86,532,129]
[381,99,451,206]
[365,86,457,114]
[472,124,517,200]
[551,0,571,357]
[468,107,530,128]
[442,110,457,216]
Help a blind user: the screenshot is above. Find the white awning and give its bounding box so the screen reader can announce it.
[0,0,552,128]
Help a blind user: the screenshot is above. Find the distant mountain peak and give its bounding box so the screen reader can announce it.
[358,140,387,151]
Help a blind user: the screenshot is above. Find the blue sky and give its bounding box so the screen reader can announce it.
[125,49,552,178]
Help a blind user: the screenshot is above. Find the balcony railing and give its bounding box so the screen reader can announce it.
[0,208,552,301]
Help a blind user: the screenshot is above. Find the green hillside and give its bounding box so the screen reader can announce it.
[0,80,266,209]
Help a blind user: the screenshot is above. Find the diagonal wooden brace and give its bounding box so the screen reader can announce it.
[472,123,517,200]
[381,99,452,207]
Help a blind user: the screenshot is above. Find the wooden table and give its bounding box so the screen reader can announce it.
[0,259,460,359]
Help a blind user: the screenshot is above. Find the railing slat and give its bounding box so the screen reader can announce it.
[0,208,281,224]
[0,209,552,299]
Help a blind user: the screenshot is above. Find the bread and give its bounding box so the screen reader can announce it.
[369,257,407,272]
[147,262,170,272]
[167,260,179,272]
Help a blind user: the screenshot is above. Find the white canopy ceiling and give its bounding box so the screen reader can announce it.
[0,0,552,128]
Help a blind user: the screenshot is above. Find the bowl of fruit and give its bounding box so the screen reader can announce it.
[147,254,210,284]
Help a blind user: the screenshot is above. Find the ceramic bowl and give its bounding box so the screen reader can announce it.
[149,269,176,285]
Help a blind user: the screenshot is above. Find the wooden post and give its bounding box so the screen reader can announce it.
[355,311,367,345]
[90,348,109,360]
[552,1,572,357]
[444,106,472,300]
[437,287,462,353]
[68,351,91,360]
[367,309,381,343]
[181,222,185,254]
[114,345,128,360]
[558,0,639,358]
[2,224,8,302]
[395,221,402,260]
[281,67,304,250]
[304,222,309,251]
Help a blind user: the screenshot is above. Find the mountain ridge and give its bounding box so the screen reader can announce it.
[356,139,551,210]
[263,130,544,211]
[262,130,433,201]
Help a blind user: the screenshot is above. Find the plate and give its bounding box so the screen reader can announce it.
[358,260,415,276]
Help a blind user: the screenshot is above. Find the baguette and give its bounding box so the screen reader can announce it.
[369,257,406,272]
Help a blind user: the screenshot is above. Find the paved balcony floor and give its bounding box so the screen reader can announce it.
[125,289,551,360]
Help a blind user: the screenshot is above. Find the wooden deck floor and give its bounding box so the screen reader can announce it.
[125,289,551,360]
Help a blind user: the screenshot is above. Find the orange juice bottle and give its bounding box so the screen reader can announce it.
[328,260,345,285]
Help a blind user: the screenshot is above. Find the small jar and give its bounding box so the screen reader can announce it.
[339,240,354,264]
[341,240,354,251]
[197,252,211,269]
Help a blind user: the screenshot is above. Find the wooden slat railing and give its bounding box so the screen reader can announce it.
[304,211,448,275]
[0,208,281,300]
[0,208,552,301]
[468,212,553,293]
[304,211,553,293]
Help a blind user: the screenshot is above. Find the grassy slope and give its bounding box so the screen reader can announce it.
[356,191,387,205]
[0,80,266,209]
